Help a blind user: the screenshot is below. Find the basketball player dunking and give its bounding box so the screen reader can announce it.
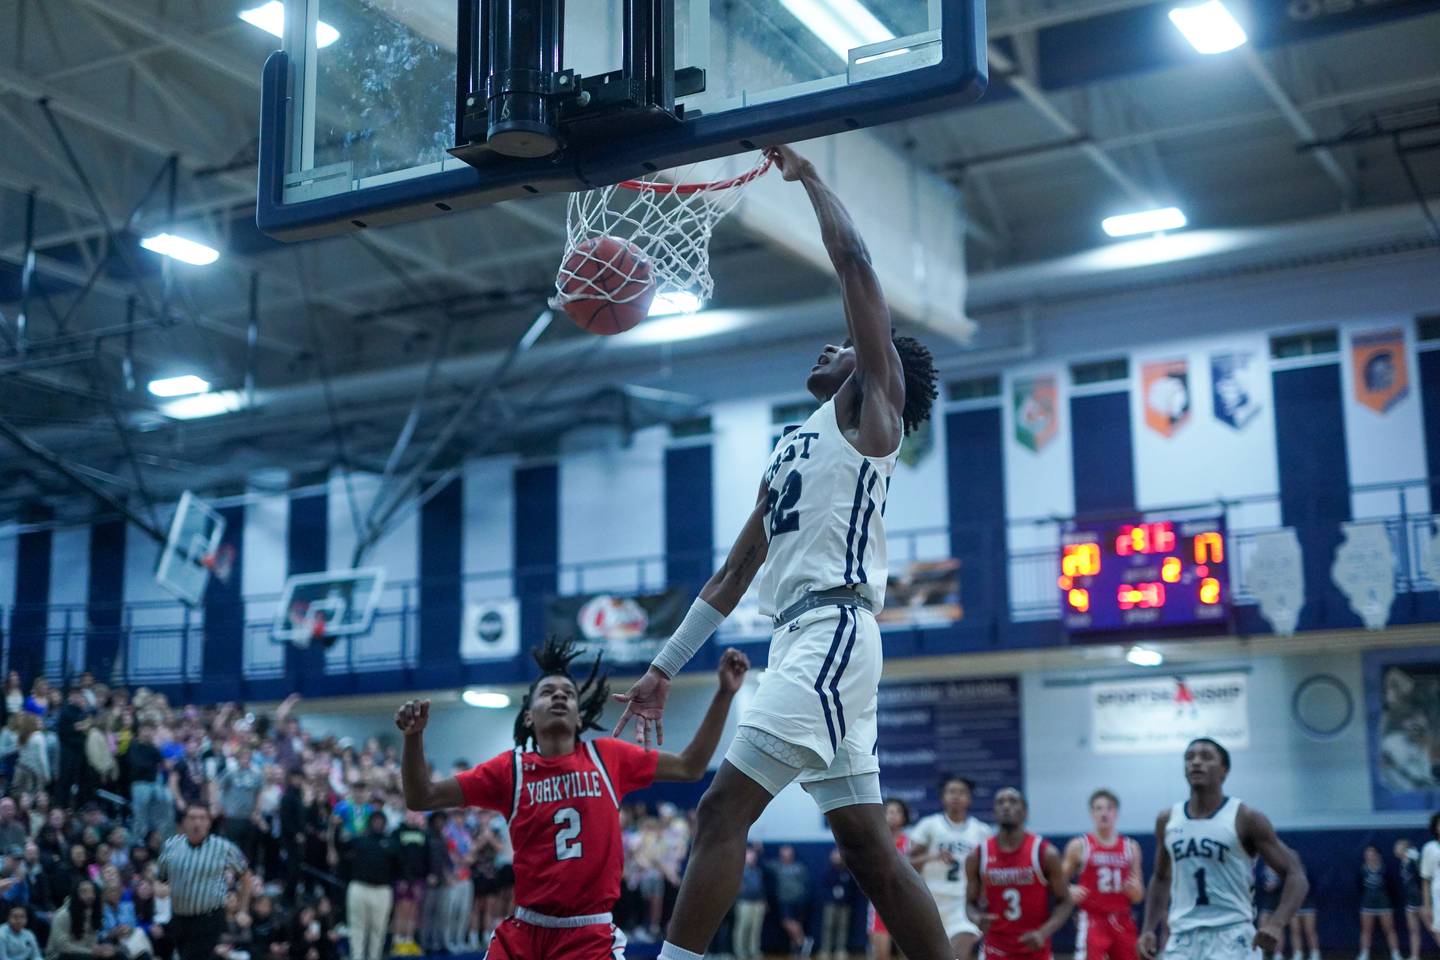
[609,142,948,960]
[394,637,749,960]
[1063,789,1143,960]
[1139,738,1309,960]
[964,788,1073,960]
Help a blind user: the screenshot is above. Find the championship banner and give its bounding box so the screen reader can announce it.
[1210,350,1261,429]
[1090,673,1249,754]
[1242,529,1304,637]
[1012,374,1058,453]
[1331,521,1397,630]
[1141,358,1191,438]
[877,558,963,627]
[546,589,690,663]
[1352,327,1409,414]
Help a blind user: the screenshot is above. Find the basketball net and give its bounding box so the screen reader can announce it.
[286,601,330,649]
[552,153,772,310]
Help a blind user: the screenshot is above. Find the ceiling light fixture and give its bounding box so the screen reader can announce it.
[1101,207,1188,238]
[240,1,340,48]
[1169,1,1247,54]
[1126,645,1165,667]
[462,690,512,709]
[139,233,220,266]
[623,309,747,345]
[161,391,244,420]
[778,0,892,60]
[649,291,703,317]
[147,375,211,398]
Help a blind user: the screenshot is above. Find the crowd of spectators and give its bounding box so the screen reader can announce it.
[0,672,852,960]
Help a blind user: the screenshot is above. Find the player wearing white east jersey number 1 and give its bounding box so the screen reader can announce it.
[1139,738,1309,960]
[909,775,992,957]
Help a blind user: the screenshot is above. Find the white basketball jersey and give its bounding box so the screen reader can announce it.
[911,813,993,899]
[1165,797,1255,933]
[754,399,898,617]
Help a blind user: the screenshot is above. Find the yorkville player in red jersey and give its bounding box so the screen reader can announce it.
[1062,789,1144,960]
[395,636,749,959]
[965,788,1073,960]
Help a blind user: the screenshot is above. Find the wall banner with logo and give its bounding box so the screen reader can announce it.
[1090,672,1249,754]
[546,590,690,663]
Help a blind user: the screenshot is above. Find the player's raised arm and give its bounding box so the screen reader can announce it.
[766,146,903,419]
[1020,842,1074,948]
[654,649,750,781]
[395,699,464,811]
[1239,805,1309,954]
[1138,810,1173,960]
[612,483,769,747]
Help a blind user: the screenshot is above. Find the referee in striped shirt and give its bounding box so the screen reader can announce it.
[158,804,252,960]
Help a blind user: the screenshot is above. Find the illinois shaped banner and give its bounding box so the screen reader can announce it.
[1352,327,1409,413]
[1013,374,1058,452]
[1142,358,1191,437]
[1211,350,1261,429]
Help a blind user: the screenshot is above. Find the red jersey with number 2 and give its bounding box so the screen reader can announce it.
[980,832,1053,960]
[455,738,657,917]
[1076,833,1135,917]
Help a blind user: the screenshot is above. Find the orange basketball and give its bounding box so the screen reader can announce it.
[558,236,656,335]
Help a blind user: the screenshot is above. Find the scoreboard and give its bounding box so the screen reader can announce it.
[1060,517,1229,633]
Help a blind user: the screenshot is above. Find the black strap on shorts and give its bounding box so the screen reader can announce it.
[773,588,872,629]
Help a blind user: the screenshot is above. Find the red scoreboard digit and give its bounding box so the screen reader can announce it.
[1060,517,1229,632]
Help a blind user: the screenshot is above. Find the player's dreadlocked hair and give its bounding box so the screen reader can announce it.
[894,333,939,436]
[512,634,610,748]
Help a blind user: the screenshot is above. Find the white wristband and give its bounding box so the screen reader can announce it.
[651,598,726,678]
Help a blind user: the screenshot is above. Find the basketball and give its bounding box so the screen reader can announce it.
[557,236,656,335]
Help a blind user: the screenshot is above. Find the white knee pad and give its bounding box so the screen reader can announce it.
[724,726,822,796]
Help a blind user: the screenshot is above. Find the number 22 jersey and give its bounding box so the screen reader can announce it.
[456,738,657,917]
[754,398,898,617]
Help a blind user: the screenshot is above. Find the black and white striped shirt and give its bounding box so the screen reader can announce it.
[157,833,248,916]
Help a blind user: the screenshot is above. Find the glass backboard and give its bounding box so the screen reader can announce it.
[257,0,984,239]
[155,491,226,607]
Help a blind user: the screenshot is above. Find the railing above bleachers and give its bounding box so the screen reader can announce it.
[5,479,1437,690]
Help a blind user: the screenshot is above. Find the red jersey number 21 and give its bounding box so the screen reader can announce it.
[553,807,582,861]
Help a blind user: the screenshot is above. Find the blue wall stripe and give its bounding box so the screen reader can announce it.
[86,520,126,679]
[1070,392,1135,515]
[419,477,464,681]
[664,444,714,594]
[945,408,1008,638]
[1420,348,1440,490]
[514,464,559,651]
[203,506,245,696]
[286,493,329,684]
[1272,363,1354,631]
[12,525,51,681]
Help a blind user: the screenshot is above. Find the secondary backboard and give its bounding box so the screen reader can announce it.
[257,0,985,239]
[156,491,226,607]
[272,567,387,647]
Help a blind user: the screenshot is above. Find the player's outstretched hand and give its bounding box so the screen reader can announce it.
[1068,883,1089,905]
[395,699,430,736]
[717,648,750,693]
[612,668,671,750]
[1018,930,1044,950]
[973,911,999,934]
[1252,923,1283,954]
[764,144,813,182]
[1137,931,1159,960]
